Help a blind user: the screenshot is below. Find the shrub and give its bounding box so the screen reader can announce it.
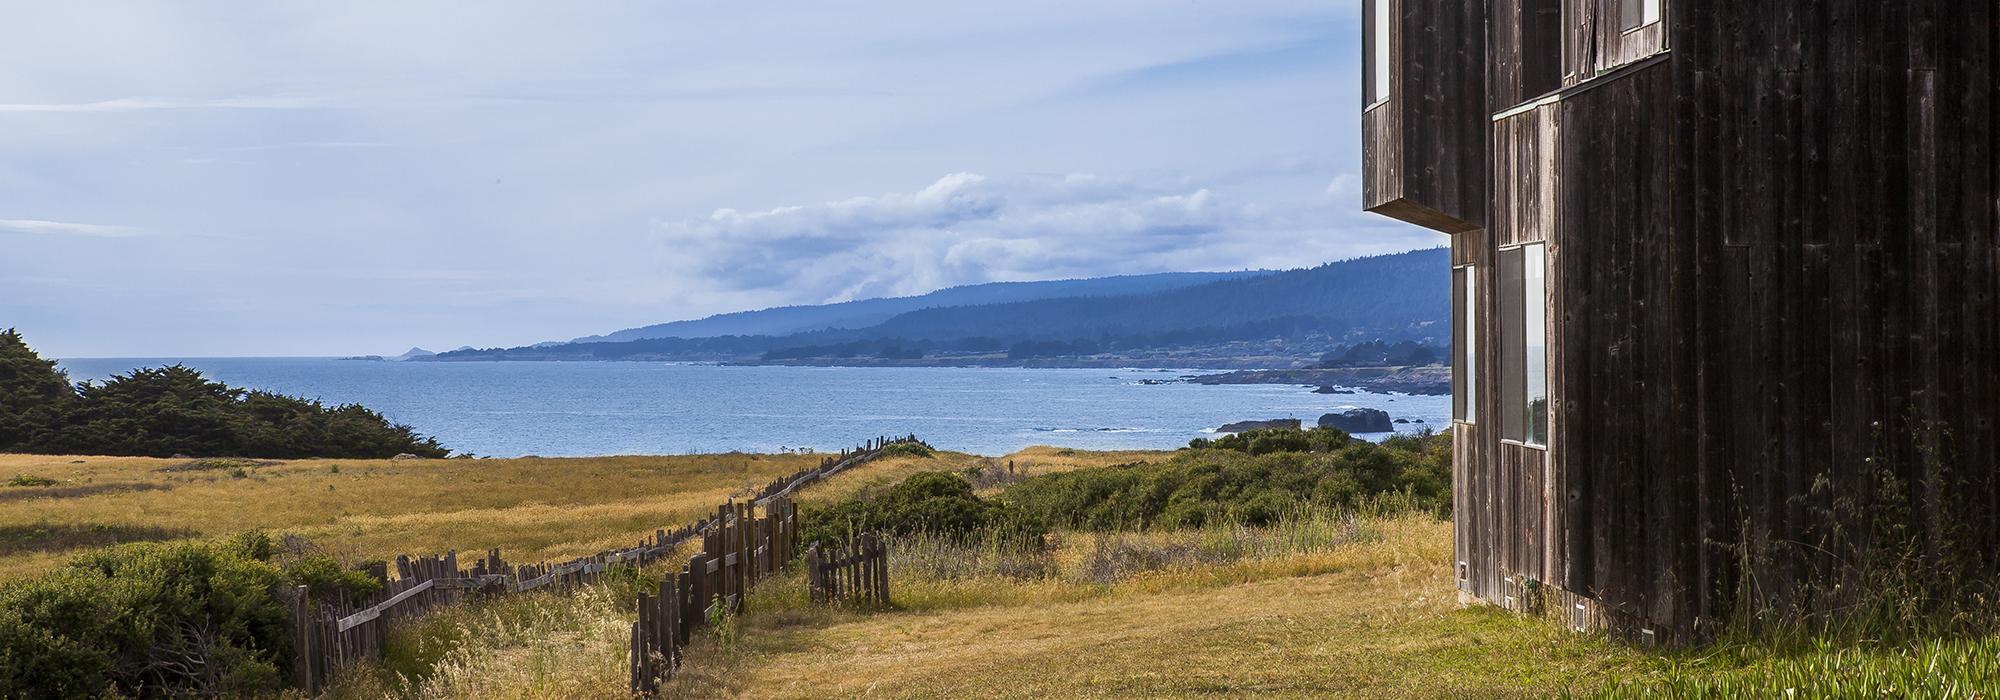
[878,441,936,459]
[1006,428,1451,531]
[6,475,56,488]
[0,531,380,698]
[800,471,1031,547]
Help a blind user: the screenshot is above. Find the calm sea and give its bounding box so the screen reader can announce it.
[52,359,1448,458]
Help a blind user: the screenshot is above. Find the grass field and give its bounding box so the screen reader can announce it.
[19,444,1999,698]
[662,513,1646,699]
[0,450,979,581]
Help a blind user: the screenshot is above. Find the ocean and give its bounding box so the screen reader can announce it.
[52,359,1449,458]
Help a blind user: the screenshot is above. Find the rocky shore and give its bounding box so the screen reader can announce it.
[1185,365,1451,396]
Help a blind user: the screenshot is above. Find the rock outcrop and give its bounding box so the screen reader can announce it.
[1216,418,1302,433]
[1318,407,1393,434]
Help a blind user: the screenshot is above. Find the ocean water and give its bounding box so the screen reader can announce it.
[53,359,1449,458]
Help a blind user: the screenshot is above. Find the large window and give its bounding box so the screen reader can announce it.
[1621,0,1662,30]
[1452,265,1476,423]
[1499,244,1548,447]
[1364,0,1391,107]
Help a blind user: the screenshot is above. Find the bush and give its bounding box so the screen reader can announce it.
[878,441,936,459]
[1005,428,1451,530]
[0,531,381,698]
[800,471,1029,547]
[6,475,56,488]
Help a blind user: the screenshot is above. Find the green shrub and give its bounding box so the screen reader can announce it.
[6,475,56,488]
[878,441,936,459]
[0,531,381,698]
[1006,428,1451,531]
[800,471,1030,547]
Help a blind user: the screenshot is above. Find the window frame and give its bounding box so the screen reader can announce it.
[1498,243,1550,450]
[1452,264,1477,424]
[1619,0,1663,33]
[1363,0,1392,110]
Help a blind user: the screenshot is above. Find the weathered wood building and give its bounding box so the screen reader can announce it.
[1364,0,1999,640]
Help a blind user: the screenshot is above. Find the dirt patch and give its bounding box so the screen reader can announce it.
[0,482,172,503]
[157,458,279,473]
[0,522,195,556]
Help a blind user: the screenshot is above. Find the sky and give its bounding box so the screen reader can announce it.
[0,1,1441,358]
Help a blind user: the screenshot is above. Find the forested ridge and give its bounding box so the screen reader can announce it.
[432,248,1448,365]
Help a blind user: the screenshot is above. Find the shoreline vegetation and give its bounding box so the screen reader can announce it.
[0,330,447,460]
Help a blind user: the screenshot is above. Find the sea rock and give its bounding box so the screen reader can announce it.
[1217,418,1302,433]
[1394,418,1411,424]
[1318,407,1393,434]
[1314,385,1358,395]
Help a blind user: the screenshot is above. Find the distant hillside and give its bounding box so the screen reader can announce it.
[573,271,1269,343]
[431,249,1448,368]
[862,250,1445,342]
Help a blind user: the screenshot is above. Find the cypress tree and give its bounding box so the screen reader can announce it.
[0,328,76,451]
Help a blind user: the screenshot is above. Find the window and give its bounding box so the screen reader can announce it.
[1499,244,1548,447]
[1452,265,1476,423]
[1364,0,1391,107]
[1621,0,1661,30]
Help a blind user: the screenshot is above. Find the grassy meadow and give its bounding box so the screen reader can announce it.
[0,450,980,581]
[14,440,1999,698]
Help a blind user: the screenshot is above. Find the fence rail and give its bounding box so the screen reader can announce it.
[806,533,890,605]
[288,435,926,696]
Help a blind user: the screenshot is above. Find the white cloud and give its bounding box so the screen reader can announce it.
[0,96,326,113]
[0,219,142,237]
[1325,173,1359,198]
[656,172,1322,304]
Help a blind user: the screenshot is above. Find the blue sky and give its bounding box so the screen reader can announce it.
[1,1,1439,357]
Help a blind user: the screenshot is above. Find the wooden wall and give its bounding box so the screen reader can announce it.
[1562,0,1667,83]
[1364,0,1489,234]
[1490,0,1563,111]
[1489,0,2000,639]
[1390,0,1999,638]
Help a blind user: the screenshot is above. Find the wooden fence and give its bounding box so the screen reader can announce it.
[288,435,926,696]
[806,533,889,605]
[629,496,801,695]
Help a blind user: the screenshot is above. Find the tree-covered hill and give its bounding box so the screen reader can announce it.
[431,248,1448,366]
[573,270,1270,343]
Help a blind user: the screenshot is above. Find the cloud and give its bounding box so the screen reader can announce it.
[0,219,142,237]
[0,96,327,113]
[657,172,1304,305]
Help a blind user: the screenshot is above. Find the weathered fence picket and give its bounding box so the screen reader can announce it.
[806,533,889,606]
[630,495,805,696]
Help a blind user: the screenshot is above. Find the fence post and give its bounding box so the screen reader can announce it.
[677,568,694,645]
[878,534,891,604]
[805,545,822,603]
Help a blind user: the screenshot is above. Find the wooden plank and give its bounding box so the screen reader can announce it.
[336,579,436,633]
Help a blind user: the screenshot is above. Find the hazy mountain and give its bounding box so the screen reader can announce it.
[571,271,1270,343]
[433,249,1448,366]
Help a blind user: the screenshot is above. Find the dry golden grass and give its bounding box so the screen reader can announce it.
[0,451,837,580]
[0,445,1108,581]
[667,516,1645,699]
[995,444,1167,475]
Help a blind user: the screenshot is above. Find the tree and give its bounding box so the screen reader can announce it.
[0,329,75,452]
[0,330,450,459]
